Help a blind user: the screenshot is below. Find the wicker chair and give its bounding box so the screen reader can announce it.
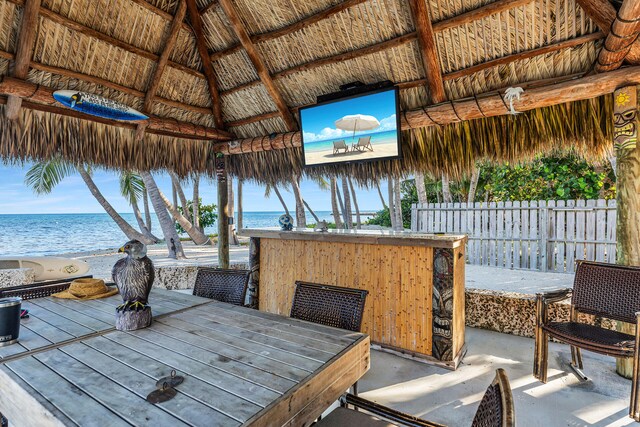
[533,260,640,421]
[0,275,94,300]
[290,281,368,333]
[316,368,514,427]
[192,268,251,306]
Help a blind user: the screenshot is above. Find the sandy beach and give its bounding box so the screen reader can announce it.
[305,140,399,165]
[60,241,251,281]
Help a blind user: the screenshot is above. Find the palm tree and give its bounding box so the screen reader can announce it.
[330,177,342,228]
[25,160,157,245]
[467,166,481,204]
[140,171,186,259]
[375,181,388,209]
[442,174,453,203]
[290,174,307,228]
[169,171,192,223]
[227,176,239,244]
[155,186,211,245]
[387,178,396,230]
[192,174,200,231]
[347,177,361,229]
[341,177,352,229]
[143,187,152,231]
[393,177,403,230]
[336,181,348,227]
[119,172,159,243]
[265,184,290,216]
[415,172,428,204]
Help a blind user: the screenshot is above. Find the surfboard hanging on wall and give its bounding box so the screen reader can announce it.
[53,90,148,121]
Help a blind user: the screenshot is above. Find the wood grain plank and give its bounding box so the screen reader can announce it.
[16,316,74,344]
[61,342,239,427]
[4,356,129,427]
[28,298,112,331]
[22,300,96,336]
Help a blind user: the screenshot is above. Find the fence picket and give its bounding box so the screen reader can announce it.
[586,199,596,261]
[496,201,505,268]
[521,201,530,269]
[565,200,576,273]
[512,201,521,270]
[596,199,607,263]
[606,199,617,263]
[529,201,539,270]
[489,202,497,267]
[554,200,566,273]
[504,201,513,269]
[575,199,586,262]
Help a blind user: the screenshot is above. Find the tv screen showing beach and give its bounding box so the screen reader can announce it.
[300,88,401,166]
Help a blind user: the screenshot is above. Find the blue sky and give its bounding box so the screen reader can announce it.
[301,89,397,143]
[0,163,385,214]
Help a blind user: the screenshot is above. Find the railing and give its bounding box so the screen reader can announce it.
[411,199,617,273]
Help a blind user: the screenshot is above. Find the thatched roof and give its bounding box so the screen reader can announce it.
[0,0,628,181]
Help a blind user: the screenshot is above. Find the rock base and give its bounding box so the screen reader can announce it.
[115,307,152,331]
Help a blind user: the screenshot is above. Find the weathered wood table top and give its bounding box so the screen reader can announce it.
[0,293,370,427]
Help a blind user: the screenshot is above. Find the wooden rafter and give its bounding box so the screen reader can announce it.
[408,0,446,103]
[226,32,601,128]
[0,77,233,141]
[218,0,297,131]
[576,0,640,63]
[144,0,188,113]
[6,0,41,120]
[214,67,640,154]
[200,0,219,16]
[186,0,225,129]
[595,0,640,72]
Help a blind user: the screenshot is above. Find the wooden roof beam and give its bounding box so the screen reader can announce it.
[215,67,640,154]
[143,0,188,114]
[595,0,640,72]
[576,0,640,64]
[218,0,297,131]
[186,0,225,129]
[408,0,446,103]
[6,0,41,120]
[200,0,219,16]
[0,77,233,141]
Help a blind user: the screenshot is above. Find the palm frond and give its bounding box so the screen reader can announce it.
[24,159,76,195]
[119,171,145,205]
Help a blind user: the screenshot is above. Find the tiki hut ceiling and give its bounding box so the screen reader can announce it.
[0,0,634,181]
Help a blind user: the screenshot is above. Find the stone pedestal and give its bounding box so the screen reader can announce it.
[115,307,152,331]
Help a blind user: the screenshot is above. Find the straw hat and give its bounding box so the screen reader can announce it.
[52,278,119,300]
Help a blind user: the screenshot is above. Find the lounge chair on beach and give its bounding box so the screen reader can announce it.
[333,140,349,154]
[352,136,373,152]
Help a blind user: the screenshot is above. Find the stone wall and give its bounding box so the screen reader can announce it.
[465,288,617,338]
[152,263,249,290]
[0,268,35,288]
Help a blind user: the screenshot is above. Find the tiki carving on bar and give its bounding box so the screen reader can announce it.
[215,153,226,182]
[432,248,454,361]
[614,87,638,156]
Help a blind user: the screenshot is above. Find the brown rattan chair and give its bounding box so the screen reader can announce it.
[315,368,514,427]
[290,281,368,333]
[193,268,251,306]
[533,260,640,421]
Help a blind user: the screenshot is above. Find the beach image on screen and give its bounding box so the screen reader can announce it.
[300,89,400,166]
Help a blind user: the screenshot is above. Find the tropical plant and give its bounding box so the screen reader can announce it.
[176,199,217,235]
[119,171,159,243]
[25,160,156,245]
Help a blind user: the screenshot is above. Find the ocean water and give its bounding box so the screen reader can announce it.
[304,130,398,153]
[0,211,338,257]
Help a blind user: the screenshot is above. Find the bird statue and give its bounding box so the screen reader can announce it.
[112,239,155,313]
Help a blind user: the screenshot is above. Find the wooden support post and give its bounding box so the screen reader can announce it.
[595,0,640,72]
[248,237,260,308]
[216,155,230,269]
[7,0,41,120]
[613,86,640,378]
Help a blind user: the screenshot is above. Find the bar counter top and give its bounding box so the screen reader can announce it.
[239,228,467,248]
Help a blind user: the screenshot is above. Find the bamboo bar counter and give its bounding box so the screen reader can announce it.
[240,228,468,369]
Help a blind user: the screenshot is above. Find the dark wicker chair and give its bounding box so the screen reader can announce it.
[0,275,94,300]
[533,260,640,421]
[315,368,514,427]
[290,281,368,333]
[192,268,251,306]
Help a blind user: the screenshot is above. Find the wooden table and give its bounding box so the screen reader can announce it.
[0,291,370,427]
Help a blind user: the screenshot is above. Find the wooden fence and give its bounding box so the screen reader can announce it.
[411,200,617,273]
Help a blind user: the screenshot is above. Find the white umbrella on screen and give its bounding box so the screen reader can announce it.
[335,114,380,139]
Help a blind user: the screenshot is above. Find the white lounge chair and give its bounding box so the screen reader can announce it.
[333,140,349,154]
[352,136,373,152]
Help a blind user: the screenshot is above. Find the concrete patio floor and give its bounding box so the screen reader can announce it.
[358,327,635,427]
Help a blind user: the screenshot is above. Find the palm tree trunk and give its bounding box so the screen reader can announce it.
[442,174,453,203]
[290,175,307,228]
[347,177,361,229]
[336,182,348,228]
[330,177,343,228]
[415,172,428,204]
[157,187,211,245]
[341,177,352,229]
[192,174,200,230]
[394,177,403,230]
[376,181,388,209]
[303,200,320,223]
[140,172,186,259]
[169,171,192,223]
[467,167,480,204]
[132,198,160,242]
[388,178,396,230]
[237,179,243,230]
[272,186,290,216]
[143,187,152,231]
[228,177,239,245]
[76,167,155,245]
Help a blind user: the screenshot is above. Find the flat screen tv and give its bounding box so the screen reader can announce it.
[300,87,401,167]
